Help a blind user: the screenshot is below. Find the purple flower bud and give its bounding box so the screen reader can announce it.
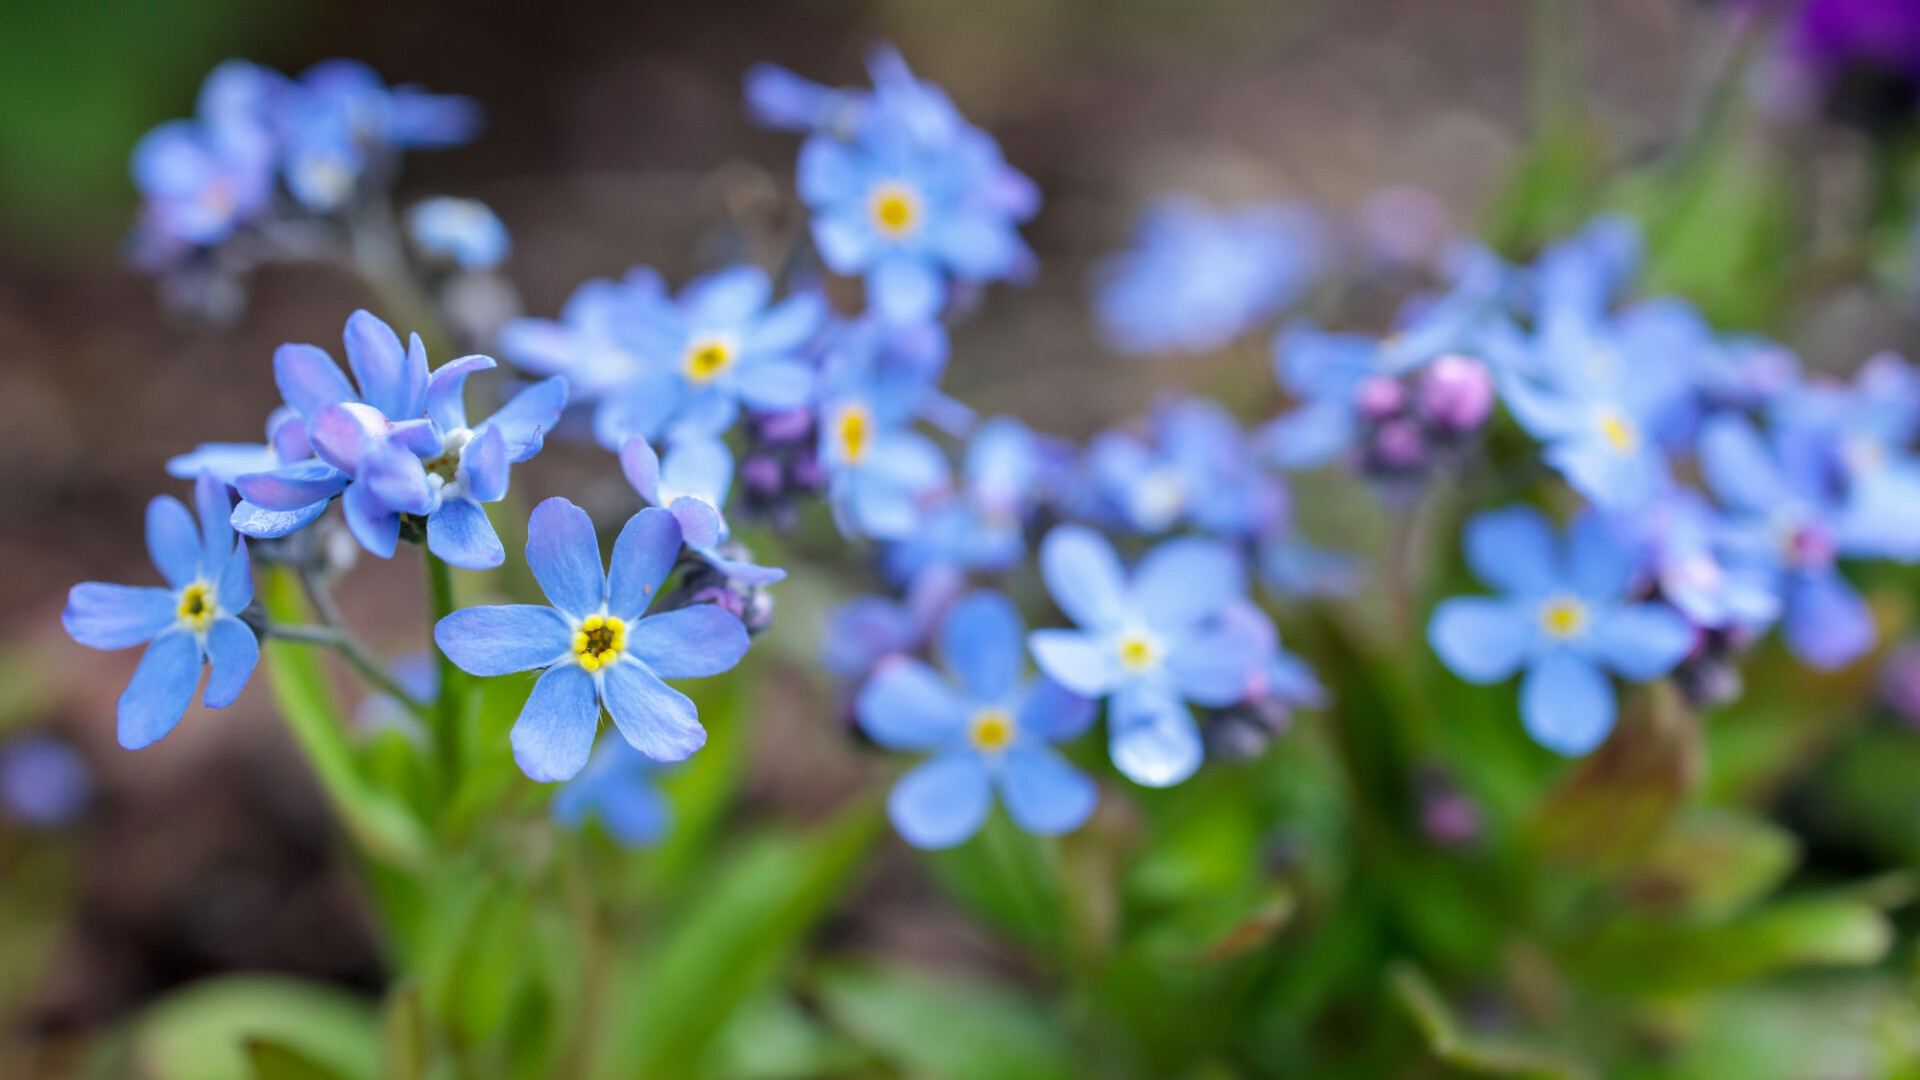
[1354,375,1407,422]
[1417,354,1494,432]
[755,406,815,444]
[791,450,828,492]
[740,454,785,497]
[1371,418,1427,469]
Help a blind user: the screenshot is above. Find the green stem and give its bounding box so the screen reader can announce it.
[347,191,457,358]
[426,551,465,788]
[267,623,432,720]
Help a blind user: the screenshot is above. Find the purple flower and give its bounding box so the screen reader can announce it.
[63,473,259,749]
[434,500,750,781]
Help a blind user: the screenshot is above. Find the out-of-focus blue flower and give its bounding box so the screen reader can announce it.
[1086,397,1283,538]
[1772,352,1920,560]
[859,590,1097,848]
[435,501,750,781]
[620,434,786,586]
[129,61,278,262]
[354,653,437,739]
[63,473,259,750]
[232,310,567,568]
[276,59,481,211]
[883,416,1051,581]
[1091,196,1323,355]
[815,322,952,540]
[408,197,510,271]
[819,564,965,683]
[598,266,823,442]
[1428,506,1694,756]
[498,268,669,444]
[1028,526,1260,787]
[790,48,1038,325]
[0,735,92,827]
[1697,415,1901,671]
[1639,493,1782,634]
[553,736,671,847]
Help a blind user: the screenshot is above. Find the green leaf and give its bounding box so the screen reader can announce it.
[925,806,1067,949]
[1527,685,1698,873]
[813,964,1079,1080]
[246,1040,356,1080]
[588,799,883,1080]
[701,991,870,1080]
[130,975,381,1080]
[382,982,427,1080]
[1564,897,1893,996]
[259,570,431,868]
[1620,809,1799,924]
[1389,962,1596,1080]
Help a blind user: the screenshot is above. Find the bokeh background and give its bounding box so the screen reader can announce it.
[4,0,1916,1067]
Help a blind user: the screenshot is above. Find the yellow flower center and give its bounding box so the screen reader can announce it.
[1117,635,1157,672]
[572,614,628,673]
[835,403,873,465]
[1539,596,1588,640]
[870,183,921,238]
[1597,409,1639,454]
[968,708,1016,753]
[683,337,735,383]
[177,581,218,633]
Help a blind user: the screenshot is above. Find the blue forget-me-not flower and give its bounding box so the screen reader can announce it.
[620,434,787,586]
[858,590,1097,848]
[434,500,750,781]
[1028,526,1261,787]
[63,473,259,750]
[1427,506,1695,756]
[408,196,510,271]
[553,736,672,848]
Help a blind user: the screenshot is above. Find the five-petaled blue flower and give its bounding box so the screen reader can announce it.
[553,736,672,848]
[1027,526,1260,787]
[599,265,823,442]
[434,500,750,782]
[276,59,481,211]
[858,590,1097,848]
[408,196,510,271]
[795,64,1038,325]
[63,473,259,750]
[620,434,787,586]
[1428,506,1695,756]
[129,61,277,264]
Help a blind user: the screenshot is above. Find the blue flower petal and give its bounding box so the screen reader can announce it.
[1261,403,1357,471]
[624,605,749,679]
[857,656,969,750]
[619,437,662,504]
[273,342,357,418]
[63,583,176,650]
[482,376,568,463]
[1428,596,1534,683]
[1586,603,1693,680]
[1108,686,1203,787]
[683,265,771,328]
[462,425,510,504]
[526,498,607,619]
[167,443,279,484]
[342,480,402,559]
[602,659,706,762]
[423,353,495,433]
[606,507,682,622]
[797,136,865,205]
[939,591,1025,704]
[216,540,254,613]
[427,497,506,570]
[667,497,723,551]
[869,254,943,325]
[1786,570,1876,672]
[361,441,434,516]
[1016,677,1097,743]
[343,310,426,420]
[231,497,330,540]
[743,291,827,355]
[147,495,201,590]
[1164,622,1263,706]
[435,604,573,676]
[1464,506,1559,597]
[1028,629,1121,697]
[998,747,1096,836]
[201,615,258,709]
[1520,650,1615,756]
[510,663,601,782]
[118,630,201,750]
[887,754,992,849]
[1565,512,1642,600]
[1131,537,1244,635]
[234,459,349,511]
[733,357,815,411]
[1697,415,1788,515]
[1038,525,1127,631]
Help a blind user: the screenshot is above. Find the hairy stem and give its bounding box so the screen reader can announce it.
[267,622,431,720]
